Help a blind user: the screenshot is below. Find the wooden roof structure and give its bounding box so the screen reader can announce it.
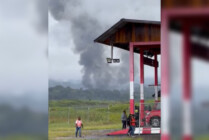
[162,0,209,8]
[94,18,161,55]
[161,0,209,61]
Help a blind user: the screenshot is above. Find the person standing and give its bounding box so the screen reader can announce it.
[121,110,127,129]
[75,116,83,137]
[129,115,136,137]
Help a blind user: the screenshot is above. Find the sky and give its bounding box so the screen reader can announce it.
[49,0,161,89]
[0,0,160,111]
[0,0,207,111]
[0,0,47,95]
[0,0,48,112]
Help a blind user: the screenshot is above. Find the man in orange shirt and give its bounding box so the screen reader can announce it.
[129,115,136,137]
[75,116,83,137]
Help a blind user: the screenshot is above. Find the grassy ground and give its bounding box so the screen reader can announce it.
[48,100,158,140]
[49,100,130,139]
[49,100,208,140]
[49,100,131,126]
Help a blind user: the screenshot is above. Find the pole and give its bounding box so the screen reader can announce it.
[68,107,70,124]
[108,105,110,122]
[140,49,144,127]
[88,107,90,121]
[111,44,113,60]
[161,11,170,140]
[182,23,192,140]
[154,53,158,102]
[129,43,134,115]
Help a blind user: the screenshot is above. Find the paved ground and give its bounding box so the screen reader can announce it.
[54,129,160,140]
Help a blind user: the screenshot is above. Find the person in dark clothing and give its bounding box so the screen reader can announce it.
[127,114,131,136]
[121,110,127,129]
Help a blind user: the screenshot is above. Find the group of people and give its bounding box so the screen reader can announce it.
[121,110,136,137]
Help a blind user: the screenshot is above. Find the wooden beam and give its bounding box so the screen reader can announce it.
[191,43,209,61]
[130,41,161,47]
[144,57,159,67]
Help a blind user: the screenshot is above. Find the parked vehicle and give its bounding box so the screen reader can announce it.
[144,102,161,127]
[134,102,161,127]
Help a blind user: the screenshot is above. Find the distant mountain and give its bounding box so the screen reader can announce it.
[49,78,160,90]
[49,80,83,89]
[49,84,158,101]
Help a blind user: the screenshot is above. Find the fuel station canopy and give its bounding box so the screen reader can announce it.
[94,18,161,56]
[94,18,161,135]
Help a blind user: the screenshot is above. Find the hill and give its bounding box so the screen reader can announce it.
[49,84,157,101]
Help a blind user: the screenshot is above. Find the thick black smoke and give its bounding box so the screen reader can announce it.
[49,0,138,89]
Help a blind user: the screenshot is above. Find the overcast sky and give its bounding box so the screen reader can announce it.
[0,0,48,112]
[49,0,161,89]
[0,0,208,111]
[0,0,207,93]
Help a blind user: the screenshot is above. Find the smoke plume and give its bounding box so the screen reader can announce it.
[49,0,138,89]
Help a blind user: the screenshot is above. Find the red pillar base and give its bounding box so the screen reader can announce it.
[130,99,134,115]
[161,134,171,140]
[107,129,129,136]
[183,135,192,140]
[140,100,144,126]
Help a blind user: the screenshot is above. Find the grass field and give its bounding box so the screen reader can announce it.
[48,99,209,140]
[48,100,159,140]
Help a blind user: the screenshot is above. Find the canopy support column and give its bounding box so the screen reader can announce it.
[154,53,158,102]
[161,11,170,140]
[182,24,192,140]
[140,49,144,127]
[129,43,134,115]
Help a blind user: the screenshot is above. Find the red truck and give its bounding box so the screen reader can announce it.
[144,102,161,127]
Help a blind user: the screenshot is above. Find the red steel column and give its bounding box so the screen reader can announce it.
[154,53,158,102]
[129,43,135,115]
[161,11,170,140]
[182,24,192,140]
[140,49,144,126]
